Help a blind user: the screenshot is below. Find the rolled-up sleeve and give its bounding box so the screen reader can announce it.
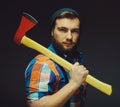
[25,58,56,102]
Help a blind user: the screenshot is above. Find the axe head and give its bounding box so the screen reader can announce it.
[13,12,38,45]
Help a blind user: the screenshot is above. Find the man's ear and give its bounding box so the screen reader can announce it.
[51,30,53,37]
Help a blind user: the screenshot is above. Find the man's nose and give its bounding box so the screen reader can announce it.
[66,30,72,39]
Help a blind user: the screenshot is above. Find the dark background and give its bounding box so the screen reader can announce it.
[1,0,120,107]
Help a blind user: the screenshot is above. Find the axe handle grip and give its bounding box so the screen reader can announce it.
[21,36,112,96]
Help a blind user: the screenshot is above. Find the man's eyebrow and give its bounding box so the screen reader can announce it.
[57,27,80,31]
[57,27,68,29]
[57,27,68,31]
[72,27,79,30]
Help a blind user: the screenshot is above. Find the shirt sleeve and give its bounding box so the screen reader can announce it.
[25,58,56,102]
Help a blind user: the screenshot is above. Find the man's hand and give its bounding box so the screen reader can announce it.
[69,62,89,89]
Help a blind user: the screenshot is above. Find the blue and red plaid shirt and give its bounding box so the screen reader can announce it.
[25,43,87,107]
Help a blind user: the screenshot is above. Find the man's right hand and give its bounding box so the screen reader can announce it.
[69,62,89,89]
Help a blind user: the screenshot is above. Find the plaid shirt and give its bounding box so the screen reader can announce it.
[25,43,87,107]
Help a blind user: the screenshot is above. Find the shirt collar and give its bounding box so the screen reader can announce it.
[48,43,83,64]
[48,43,57,54]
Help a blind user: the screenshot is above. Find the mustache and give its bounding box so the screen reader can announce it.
[63,41,75,44]
[62,39,76,44]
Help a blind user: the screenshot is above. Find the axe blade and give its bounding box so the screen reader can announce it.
[22,12,38,25]
[13,12,38,45]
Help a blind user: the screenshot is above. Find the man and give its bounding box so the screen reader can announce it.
[25,8,89,107]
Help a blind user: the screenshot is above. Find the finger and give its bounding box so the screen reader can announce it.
[74,62,80,66]
[78,65,87,70]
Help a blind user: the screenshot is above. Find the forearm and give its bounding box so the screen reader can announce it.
[28,63,89,107]
[29,81,79,107]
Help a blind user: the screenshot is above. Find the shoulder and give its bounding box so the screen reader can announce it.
[35,54,54,65]
[35,54,60,79]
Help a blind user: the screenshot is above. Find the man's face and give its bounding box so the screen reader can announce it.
[51,18,80,54]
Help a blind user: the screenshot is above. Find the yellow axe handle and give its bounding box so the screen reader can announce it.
[21,36,112,96]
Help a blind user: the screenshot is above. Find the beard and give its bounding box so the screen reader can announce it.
[52,37,79,55]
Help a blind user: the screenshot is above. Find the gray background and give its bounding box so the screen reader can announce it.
[0,0,120,107]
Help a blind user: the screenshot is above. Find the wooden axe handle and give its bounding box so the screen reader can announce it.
[21,35,112,96]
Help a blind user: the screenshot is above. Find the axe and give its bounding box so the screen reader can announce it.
[13,12,112,96]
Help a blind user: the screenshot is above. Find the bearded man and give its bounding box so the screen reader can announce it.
[25,8,89,107]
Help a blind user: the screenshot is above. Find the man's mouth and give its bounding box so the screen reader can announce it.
[63,42,73,47]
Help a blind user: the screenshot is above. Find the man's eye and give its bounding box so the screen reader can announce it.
[58,28,68,32]
[72,30,80,34]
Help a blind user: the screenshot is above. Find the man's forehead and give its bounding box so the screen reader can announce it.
[55,18,80,28]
